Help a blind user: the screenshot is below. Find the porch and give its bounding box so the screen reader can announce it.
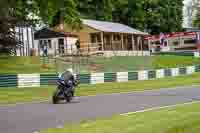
[88,32,148,51]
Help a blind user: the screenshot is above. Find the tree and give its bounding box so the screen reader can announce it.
[77,0,184,34]
[0,16,19,54]
[31,0,81,29]
[128,0,183,34]
[0,0,25,54]
[112,0,129,24]
[0,0,81,54]
[77,0,114,21]
[193,8,200,28]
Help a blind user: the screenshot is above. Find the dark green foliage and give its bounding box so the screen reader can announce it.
[0,0,184,54]
[193,8,200,28]
[0,0,81,54]
[77,0,184,34]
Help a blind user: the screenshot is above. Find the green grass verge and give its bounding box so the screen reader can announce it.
[2,72,200,104]
[41,102,200,133]
[0,56,56,74]
[153,55,200,69]
[86,56,154,72]
[1,55,200,74]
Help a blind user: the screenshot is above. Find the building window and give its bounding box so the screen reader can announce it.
[155,41,160,45]
[91,34,96,43]
[39,40,43,49]
[44,40,48,46]
[97,34,101,42]
[114,35,120,41]
[172,41,179,46]
[184,39,196,44]
[39,39,52,49]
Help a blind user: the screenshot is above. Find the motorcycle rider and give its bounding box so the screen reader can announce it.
[60,68,77,97]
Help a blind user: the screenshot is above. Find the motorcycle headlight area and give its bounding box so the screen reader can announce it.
[61,80,65,84]
[57,80,65,85]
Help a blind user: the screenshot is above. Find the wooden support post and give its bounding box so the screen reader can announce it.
[95,34,97,44]
[179,36,183,46]
[126,35,128,50]
[94,33,97,51]
[181,37,184,46]
[101,32,104,51]
[111,33,114,50]
[121,34,124,50]
[138,36,141,51]
[147,39,150,51]
[136,36,139,51]
[132,34,135,51]
[141,36,143,51]
[137,36,141,51]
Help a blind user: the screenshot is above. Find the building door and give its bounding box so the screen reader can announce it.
[58,39,64,55]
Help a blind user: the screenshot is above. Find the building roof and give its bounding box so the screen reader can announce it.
[34,28,77,40]
[82,19,148,35]
[184,27,200,32]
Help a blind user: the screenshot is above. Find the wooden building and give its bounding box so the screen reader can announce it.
[54,19,149,52]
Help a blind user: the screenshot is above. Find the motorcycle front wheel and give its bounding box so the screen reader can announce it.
[52,89,60,104]
[66,92,73,103]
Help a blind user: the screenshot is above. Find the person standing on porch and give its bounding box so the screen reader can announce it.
[75,39,80,55]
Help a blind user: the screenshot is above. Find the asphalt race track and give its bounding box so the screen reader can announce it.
[1,86,200,133]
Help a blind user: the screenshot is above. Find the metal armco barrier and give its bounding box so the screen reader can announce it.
[1,64,200,88]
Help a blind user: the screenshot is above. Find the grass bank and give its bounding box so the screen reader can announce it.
[41,102,200,133]
[1,55,200,74]
[153,55,200,69]
[2,72,200,104]
[0,56,56,73]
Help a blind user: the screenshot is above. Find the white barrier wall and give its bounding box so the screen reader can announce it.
[90,73,104,84]
[156,69,165,78]
[18,74,40,88]
[186,66,195,74]
[171,68,179,77]
[138,70,148,80]
[117,72,128,82]
[10,64,199,88]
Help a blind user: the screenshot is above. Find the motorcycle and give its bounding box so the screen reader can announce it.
[52,74,78,104]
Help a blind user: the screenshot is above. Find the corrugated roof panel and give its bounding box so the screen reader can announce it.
[82,19,148,35]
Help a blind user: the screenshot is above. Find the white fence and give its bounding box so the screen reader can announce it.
[103,51,151,57]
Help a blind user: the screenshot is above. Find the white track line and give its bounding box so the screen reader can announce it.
[120,101,200,116]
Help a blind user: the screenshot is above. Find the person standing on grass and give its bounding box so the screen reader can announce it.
[43,45,48,57]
